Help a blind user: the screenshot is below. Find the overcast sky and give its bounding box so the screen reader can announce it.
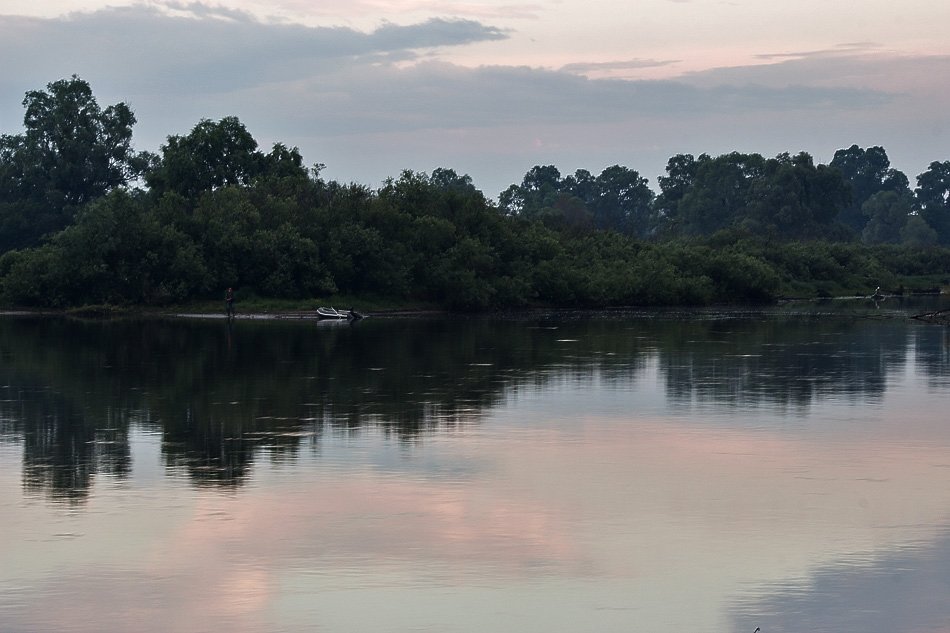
[2,0,948,198]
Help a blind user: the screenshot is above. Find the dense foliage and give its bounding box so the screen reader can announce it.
[1,77,949,310]
[0,76,153,251]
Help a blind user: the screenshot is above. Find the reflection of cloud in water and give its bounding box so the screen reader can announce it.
[731,530,950,633]
[0,566,274,633]
[6,404,950,632]
[2,470,587,633]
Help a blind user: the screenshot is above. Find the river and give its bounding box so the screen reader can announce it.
[1,299,949,633]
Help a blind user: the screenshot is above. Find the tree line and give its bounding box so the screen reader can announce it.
[500,149,949,245]
[0,76,948,310]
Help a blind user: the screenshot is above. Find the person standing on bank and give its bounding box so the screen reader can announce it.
[225,287,234,318]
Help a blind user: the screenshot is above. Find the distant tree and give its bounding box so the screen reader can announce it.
[146,116,307,199]
[746,152,850,239]
[501,164,655,237]
[914,160,950,245]
[655,153,699,234]
[0,76,150,250]
[561,168,596,203]
[591,165,655,237]
[861,190,914,244]
[260,142,310,183]
[146,117,257,198]
[375,168,486,233]
[498,165,562,217]
[430,167,479,194]
[830,145,910,234]
[658,152,849,240]
[664,152,765,235]
[541,193,591,232]
[521,165,562,195]
[900,215,938,247]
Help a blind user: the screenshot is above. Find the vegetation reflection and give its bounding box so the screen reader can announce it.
[0,313,946,501]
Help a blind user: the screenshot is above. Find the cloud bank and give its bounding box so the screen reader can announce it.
[1,2,947,195]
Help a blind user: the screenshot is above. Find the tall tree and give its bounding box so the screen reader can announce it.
[830,145,910,234]
[498,165,562,217]
[501,165,655,237]
[860,190,914,244]
[0,76,149,250]
[665,152,765,235]
[430,167,479,195]
[146,116,307,199]
[591,165,655,237]
[746,152,850,239]
[146,117,259,198]
[561,169,596,203]
[655,153,699,235]
[915,160,950,245]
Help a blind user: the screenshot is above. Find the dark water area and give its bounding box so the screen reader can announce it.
[1,300,949,632]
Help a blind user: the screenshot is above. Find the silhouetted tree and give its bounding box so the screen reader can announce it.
[146,116,307,199]
[861,190,914,244]
[0,76,151,250]
[915,160,950,245]
[830,145,910,234]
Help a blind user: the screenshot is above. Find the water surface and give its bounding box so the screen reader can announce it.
[1,302,949,633]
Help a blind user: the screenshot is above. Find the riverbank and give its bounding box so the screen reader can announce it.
[0,274,947,323]
[2,292,947,326]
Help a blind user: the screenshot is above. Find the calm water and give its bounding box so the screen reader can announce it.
[1,301,950,633]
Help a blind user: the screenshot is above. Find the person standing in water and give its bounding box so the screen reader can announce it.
[225,287,234,318]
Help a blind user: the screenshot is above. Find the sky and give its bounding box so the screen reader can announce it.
[1,0,949,198]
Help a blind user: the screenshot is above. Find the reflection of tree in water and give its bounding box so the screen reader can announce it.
[914,325,950,387]
[0,395,132,503]
[0,319,137,503]
[658,318,909,411]
[0,313,934,500]
[10,390,96,502]
[0,316,655,497]
[151,317,662,487]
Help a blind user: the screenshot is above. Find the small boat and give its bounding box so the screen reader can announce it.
[316,306,349,319]
[316,307,364,320]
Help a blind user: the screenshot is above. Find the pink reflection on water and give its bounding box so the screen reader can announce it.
[9,400,950,633]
